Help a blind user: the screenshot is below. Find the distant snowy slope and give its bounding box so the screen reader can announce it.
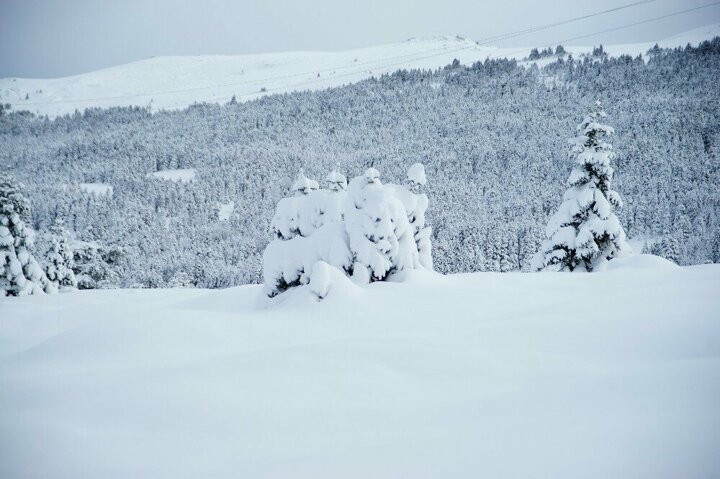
[1,23,718,117]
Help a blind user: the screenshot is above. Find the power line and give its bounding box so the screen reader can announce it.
[475,0,656,44]
[234,0,720,101]
[488,0,720,60]
[17,0,661,107]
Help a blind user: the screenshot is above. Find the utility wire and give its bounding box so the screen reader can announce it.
[234,0,720,101]
[488,0,720,59]
[473,0,656,43]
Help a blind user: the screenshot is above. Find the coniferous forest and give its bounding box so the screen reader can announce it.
[2,39,719,288]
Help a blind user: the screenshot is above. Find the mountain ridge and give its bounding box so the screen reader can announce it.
[1,23,718,117]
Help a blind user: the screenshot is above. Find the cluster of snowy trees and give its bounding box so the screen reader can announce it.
[1,175,77,296]
[263,164,431,297]
[528,45,565,60]
[1,38,718,288]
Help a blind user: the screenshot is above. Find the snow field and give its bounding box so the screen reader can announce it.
[1,256,719,478]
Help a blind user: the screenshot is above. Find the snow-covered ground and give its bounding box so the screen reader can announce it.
[217,201,234,221]
[1,255,719,478]
[1,23,718,117]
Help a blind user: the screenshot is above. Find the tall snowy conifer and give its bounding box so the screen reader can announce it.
[44,218,77,291]
[533,101,628,272]
[0,174,55,296]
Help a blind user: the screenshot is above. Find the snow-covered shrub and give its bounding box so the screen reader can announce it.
[0,174,55,296]
[262,166,432,297]
[272,190,345,240]
[44,218,77,291]
[72,240,123,289]
[168,270,193,288]
[271,169,345,241]
[651,235,683,265]
[263,222,352,295]
[533,101,629,272]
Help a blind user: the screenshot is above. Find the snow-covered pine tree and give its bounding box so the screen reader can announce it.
[533,101,629,272]
[72,240,123,289]
[405,163,433,270]
[291,169,319,196]
[499,235,514,272]
[44,218,77,291]
[653,235,683,265]
[0,174,55,296]
[168,270,193,288]
[326,166,347,192]
[344,168,418,283]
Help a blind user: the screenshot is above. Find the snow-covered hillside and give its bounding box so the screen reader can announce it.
[2,256,719,478]
[2,23,718,117]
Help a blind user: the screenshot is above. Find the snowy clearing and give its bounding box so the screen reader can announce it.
[1,23,717,117]
[1,255,719,478]
[147,168,196,183]
[217,201,234,221]
[78,182,113,196]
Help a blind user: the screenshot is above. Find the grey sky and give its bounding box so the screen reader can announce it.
[1,0,718,78]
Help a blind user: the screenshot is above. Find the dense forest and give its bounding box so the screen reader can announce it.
[2,38,719,288]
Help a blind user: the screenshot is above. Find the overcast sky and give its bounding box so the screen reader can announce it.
[1,0,718,78]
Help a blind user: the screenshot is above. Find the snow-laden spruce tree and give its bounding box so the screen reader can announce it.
[386,163,433,270]
[44,218,77,291]
[533,101,628,272]
[272,169,342,240]
[344,168,419,283]
[291,169,319,196]
[263,168,351,296]
[1,174,55,296]
[405,163,433,270]
[72,240,123,289]
[326,166,347,192]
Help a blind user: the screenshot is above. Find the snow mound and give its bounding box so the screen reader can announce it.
[604,253,680,272]
[1,265,719,477]
[148,168,196,183]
